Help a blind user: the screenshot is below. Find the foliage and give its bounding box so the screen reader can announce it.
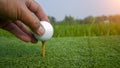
[49,14,120,24]
[82,16,95,24]
[48,16,57,24]
[95,15,108,23]
[53,23,120,37]
[109,15,120,23]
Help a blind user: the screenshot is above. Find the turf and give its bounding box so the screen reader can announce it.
[0,36,120,68]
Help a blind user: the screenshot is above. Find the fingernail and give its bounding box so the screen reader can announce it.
[31,38,38,43]
[37,26,45,35]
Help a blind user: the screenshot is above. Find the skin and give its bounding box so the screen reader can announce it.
[0,0,49,43]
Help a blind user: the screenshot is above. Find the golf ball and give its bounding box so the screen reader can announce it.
[34,21,54,41]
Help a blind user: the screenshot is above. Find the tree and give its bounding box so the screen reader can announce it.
[48,16,57,24]
[83,16,95,24]
[95,15,108,23]
[109,15,120,23]
[63,16,76,24]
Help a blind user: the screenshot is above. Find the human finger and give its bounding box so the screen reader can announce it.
[2,21,32,42]
[14,20,38,43]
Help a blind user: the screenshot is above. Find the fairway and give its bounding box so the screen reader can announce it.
[0,36,120,68]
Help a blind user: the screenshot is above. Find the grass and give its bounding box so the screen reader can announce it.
[1,23,120,38]
[0,36,120,68]
[53,23,120,37]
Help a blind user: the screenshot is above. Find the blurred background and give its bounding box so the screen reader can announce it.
[1,0,120,37]
[38,0,120,37]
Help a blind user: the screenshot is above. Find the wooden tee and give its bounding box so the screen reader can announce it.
[42,41,46,57]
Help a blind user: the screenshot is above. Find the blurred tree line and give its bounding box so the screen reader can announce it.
[48,14,120,25]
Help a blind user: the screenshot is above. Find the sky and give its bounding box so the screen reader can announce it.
[36,0,120,21]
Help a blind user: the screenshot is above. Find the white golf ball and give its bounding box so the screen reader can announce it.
[34,21,54,41]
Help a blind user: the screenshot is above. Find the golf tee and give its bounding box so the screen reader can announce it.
[42,41,46,57]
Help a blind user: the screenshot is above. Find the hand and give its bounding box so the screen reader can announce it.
[0,0,49,43]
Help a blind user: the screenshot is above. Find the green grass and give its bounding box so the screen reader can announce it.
[53,23,120,37]
[1,23,120,37]
[0,36,120,68]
